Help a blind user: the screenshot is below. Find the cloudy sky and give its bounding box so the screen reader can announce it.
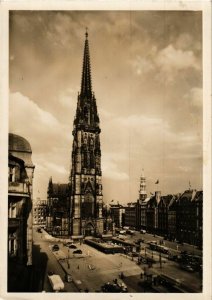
[9,10,202,204]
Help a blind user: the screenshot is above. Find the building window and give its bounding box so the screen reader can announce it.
[9,203,16,218]
[8,167,16,182]
[8,233,17,256]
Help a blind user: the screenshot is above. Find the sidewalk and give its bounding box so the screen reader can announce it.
[41,229,73,244]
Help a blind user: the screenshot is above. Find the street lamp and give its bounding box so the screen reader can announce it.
[159,252,162,269]
[67,249,70,269]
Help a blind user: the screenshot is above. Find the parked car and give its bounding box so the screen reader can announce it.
[140,230,146,234]
[65,242,73,247]
[126,229,135,235]
[73,249,82,254]
[52,244,59,251]
[180,264,195,272]
[101,281,127,293]
[69,244,77,249]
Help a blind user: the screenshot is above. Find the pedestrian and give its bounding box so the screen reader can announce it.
[77,265,80,270]
[176,245,179,251]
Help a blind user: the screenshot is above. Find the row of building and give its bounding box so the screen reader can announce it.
[110,189,203,247]
[33,174,203,248]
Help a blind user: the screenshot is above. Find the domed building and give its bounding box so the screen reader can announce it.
[8,133,35,268]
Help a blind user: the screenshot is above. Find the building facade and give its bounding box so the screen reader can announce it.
[46,178,69,236]
[69,32,104,237]
[157,195,173,236]
[33,199,47,226]
[8,133,35,265]
[175,190,203,247]
[124,203,137,229]
[140,197,150,230]
[110,204,125,228]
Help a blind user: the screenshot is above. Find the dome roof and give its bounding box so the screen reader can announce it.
[9,133,32,153]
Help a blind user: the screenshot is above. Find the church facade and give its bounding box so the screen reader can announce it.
[69,32,104,237]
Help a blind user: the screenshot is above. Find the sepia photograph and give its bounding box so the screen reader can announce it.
[0,2,211,299]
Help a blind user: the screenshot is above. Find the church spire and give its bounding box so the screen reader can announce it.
[80,29,92,98]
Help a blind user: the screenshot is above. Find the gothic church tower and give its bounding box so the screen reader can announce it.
[69,31,104,237]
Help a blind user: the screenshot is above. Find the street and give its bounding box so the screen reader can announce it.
[32,227,202,293]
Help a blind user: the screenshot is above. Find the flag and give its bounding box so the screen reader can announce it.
[155,179,159,184]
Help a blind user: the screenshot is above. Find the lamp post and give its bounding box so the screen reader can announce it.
[67,248,70,269]
[159,252,162,269]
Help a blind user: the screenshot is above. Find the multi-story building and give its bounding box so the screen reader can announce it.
[46,177,69,236]
[8,133,35,266]
[140,197,150,230]
[69,31,104,237]
[102,204,114,233]
[124,203,137,229]
[167,196,178,241]
[176,190,203,246]
[158,195,173,236]
[110,204,125,228]
[33,199,47,226]
[146,191,161,234]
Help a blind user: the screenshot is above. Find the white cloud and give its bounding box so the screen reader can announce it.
[9,92,70,153]
[155,44,200,72]
[132,56,154,75]
[102,154,129,181]
[132,44,200,83]
[58,88,78,109]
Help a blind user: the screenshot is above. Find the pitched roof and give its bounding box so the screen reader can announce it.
[52,183,69,197]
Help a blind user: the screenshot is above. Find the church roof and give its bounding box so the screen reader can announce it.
[9,133,32,153]
[52,183,69,197]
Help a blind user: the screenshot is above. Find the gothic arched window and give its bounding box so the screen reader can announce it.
[81,192,94,218]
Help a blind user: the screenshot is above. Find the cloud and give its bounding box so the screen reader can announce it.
[132,43,201,84]
[132,56,154,75]
[58,88,78,109]
[9,92,71,153]
[156,44,200,72]
[102,154,129,181]
[184,87,202,108]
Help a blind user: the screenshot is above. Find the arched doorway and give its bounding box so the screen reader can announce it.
[84,223,95,236]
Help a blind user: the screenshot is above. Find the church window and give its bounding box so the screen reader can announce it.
[81,192,94,218]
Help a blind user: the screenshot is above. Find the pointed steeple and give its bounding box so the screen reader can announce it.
[80,29,92,98]
[73,31,100,133]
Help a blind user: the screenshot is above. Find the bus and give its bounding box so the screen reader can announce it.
[149,243,170,254]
